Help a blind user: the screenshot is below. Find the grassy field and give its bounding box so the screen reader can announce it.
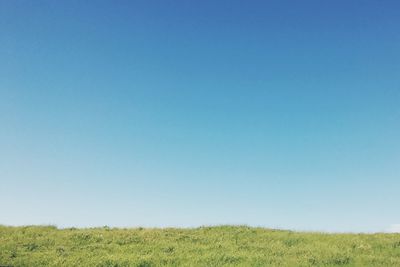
[0,225,399,266]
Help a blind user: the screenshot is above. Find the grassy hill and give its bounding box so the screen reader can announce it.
[0,225,399,266]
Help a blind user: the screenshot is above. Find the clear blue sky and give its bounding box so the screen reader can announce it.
[1,0,399,232]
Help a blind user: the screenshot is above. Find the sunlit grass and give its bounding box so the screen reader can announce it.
[1,225,399,266]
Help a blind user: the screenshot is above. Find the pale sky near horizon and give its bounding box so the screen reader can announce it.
[1,0,399,232]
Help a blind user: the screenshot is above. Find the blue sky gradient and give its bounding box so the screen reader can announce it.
[1,0,399,232]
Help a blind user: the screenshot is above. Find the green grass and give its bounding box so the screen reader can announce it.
[1,225,399,266]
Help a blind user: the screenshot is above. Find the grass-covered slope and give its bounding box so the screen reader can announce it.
[0,225,399,266]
